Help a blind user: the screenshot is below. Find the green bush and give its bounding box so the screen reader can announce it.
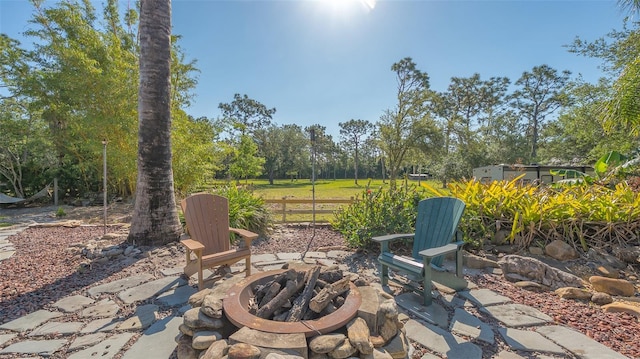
[331,181,424,248]
[215,185,272,237]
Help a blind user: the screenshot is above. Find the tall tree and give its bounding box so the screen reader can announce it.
[128,0,181,245]
[378,57,433,185]
[218,94,276,136]
[229,134,265,183]
[511,65,571,161]
[339,119,373,185]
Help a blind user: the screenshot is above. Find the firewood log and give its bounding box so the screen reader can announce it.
[286,266,321,322]
[309,276,351,313]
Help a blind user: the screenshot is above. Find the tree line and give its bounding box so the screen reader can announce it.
[1,0,639,202]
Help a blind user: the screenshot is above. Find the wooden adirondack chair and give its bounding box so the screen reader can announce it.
[180,193,259,289]
[372,196,466,305]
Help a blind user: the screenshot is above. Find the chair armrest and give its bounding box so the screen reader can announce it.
[230,227,259,241]
[418,243,460,259]
[371,233,414,243]
[180,239,205,252]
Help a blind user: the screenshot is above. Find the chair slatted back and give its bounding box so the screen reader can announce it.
[182,193,231,256]
[412,197,466,266]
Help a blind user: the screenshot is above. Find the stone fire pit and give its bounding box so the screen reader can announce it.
[223,269,362,337]
[176,265,410,359]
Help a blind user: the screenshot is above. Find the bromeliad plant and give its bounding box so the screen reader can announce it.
[422,177,640,251]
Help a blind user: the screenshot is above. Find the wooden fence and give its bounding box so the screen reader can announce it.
[265,198,354,223]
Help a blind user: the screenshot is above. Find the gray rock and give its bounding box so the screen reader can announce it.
[309,333,346,354]
[545,240,579,261]
[192,330,222,350]
[591,292,613,305]
[201,295,224,318]
[498,255,585,289]
[457,288,511,307]
[394,292,449,329]
[80,318,120,333]
[200,339,229,359]
[183,307,224,330]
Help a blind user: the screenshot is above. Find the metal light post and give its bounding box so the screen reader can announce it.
[102,139,108,235]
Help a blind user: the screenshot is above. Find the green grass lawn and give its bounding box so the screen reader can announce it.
[244,178,440,223]
[250,178,433,199]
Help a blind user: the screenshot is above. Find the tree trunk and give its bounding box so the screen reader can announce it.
[128,0,181,245]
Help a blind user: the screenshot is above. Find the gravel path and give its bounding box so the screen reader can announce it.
[0,213,639,358]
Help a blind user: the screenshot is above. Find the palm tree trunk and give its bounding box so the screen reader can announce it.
[128,0,181,245]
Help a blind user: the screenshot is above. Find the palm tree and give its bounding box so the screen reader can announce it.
[128,0,182,245]
[604,0,640,136]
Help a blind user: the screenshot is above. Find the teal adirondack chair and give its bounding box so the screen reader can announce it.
[372,196,466,305]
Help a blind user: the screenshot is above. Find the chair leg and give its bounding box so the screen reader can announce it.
[245,257,251,276]
[422,257,433,306]
[197,256,204,290]
[380,263,388,286]
[456,248,463,278]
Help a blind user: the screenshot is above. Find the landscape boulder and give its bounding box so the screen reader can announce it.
[589,276,636,297]
[498,255,585,290]
[545,240,579,261]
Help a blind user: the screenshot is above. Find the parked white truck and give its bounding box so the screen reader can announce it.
[472,164,594,184]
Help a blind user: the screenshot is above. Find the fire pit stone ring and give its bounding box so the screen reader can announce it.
[223,269,362,337]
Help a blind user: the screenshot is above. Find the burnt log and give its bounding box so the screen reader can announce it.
[309,276,351,313]
[256,271,306,319]
[286,266,321,322]
[258,282,281,308]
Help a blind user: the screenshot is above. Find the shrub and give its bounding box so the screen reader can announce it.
[215,185,272,237]
[331,180,423,248]
[56,207,67,217]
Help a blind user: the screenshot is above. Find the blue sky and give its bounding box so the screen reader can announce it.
[0,0,628,138]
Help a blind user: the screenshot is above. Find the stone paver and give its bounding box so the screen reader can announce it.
[116,304,158,331]
[0,310,62,332]
[251,253,277,262]
[121,316,182,359]
[457,288,512,307]
[118,276,186,304]
[450,308,495,344]
[67,332,135,359]
[87,273,154,297]
[53,294,95,312]
[0,339,67,356]
[0,333,16,346]
[395,292,449,329]
[276,252,302,260]
[480,303,553,327]
[28,321,84,336]
[80,299,120,318]
[537,325,629,359]
[498,327,565,355]
[68,333,107,351]
[80,318,121,333]
[404,319,482,359]
[156,284,198,306]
